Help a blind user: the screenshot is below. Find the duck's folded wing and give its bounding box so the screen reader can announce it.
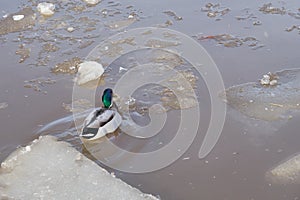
[81,126,98,139]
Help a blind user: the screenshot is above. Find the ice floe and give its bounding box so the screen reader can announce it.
[52,57,82,74]
[266,153,300,184]
[0,8,36,35]
[224,69,300,121]
[0,136,158,200]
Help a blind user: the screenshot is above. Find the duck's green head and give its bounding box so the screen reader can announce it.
[102,88,113,108]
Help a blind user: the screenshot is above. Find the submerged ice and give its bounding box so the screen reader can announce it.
[224,69,300,121]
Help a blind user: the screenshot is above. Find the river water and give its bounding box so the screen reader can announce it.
[0,0,300,199]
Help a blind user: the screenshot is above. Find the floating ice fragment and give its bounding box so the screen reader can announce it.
[157,20,173,28]
[75,61,104,85]
[224,69,300,121]
[253,20,262,26]
[266,153,300,184]
[25,146,31,152]
[288,11,300,20]
[37,2,55,16]
[52,57,81,74]
[207,12,217,17]
[260,72,278,86]
[12,15,24,21]
[67,27,74,32]
[0,136,158,199]
[269,80,277,86]
[201,3,230,20]
[197,34,263,49]
[0,8,36,35]
[106,18,136,30]
[146,39,180,48]
[149,49,183,68]
[97,37,135,58]
[163,11,183,21]
[15,44,31,63]
[83,0,101,5]
[260,74,271,85]
[128,14,134,19]
[125,97,136,108]
[0,102,8,110]
[23,77,56,93]
[119,66,128,73]
[286,25,300,34]
[259,3,286,15]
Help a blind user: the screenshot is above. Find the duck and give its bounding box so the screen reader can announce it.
[80,88,122,140]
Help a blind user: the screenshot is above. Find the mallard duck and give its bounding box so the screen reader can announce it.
[80,88,122,140]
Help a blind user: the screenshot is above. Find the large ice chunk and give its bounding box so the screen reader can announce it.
[75,61,104,86]
[0,136,158,200]
[265,153,300,184]
[224,69,300,121]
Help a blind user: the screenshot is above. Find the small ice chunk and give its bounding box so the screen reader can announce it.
[83,0,101,5]
[111,172,116,178]
[260,72,278,86]
[207,12,217,17]
[76,61,104,85]
[37,2,55,16]
[260,74,270,85]
[119,66,128,72]
[0,102,8,110]
[253,20,262,26]
[12,15,24,21]
[25,146,31,152]
[125,97,136,106]
[269,79,277,86]
[106,18,136,30]
[67,27,74,32]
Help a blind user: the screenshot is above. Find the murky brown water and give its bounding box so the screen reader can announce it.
[1,0,300,199]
